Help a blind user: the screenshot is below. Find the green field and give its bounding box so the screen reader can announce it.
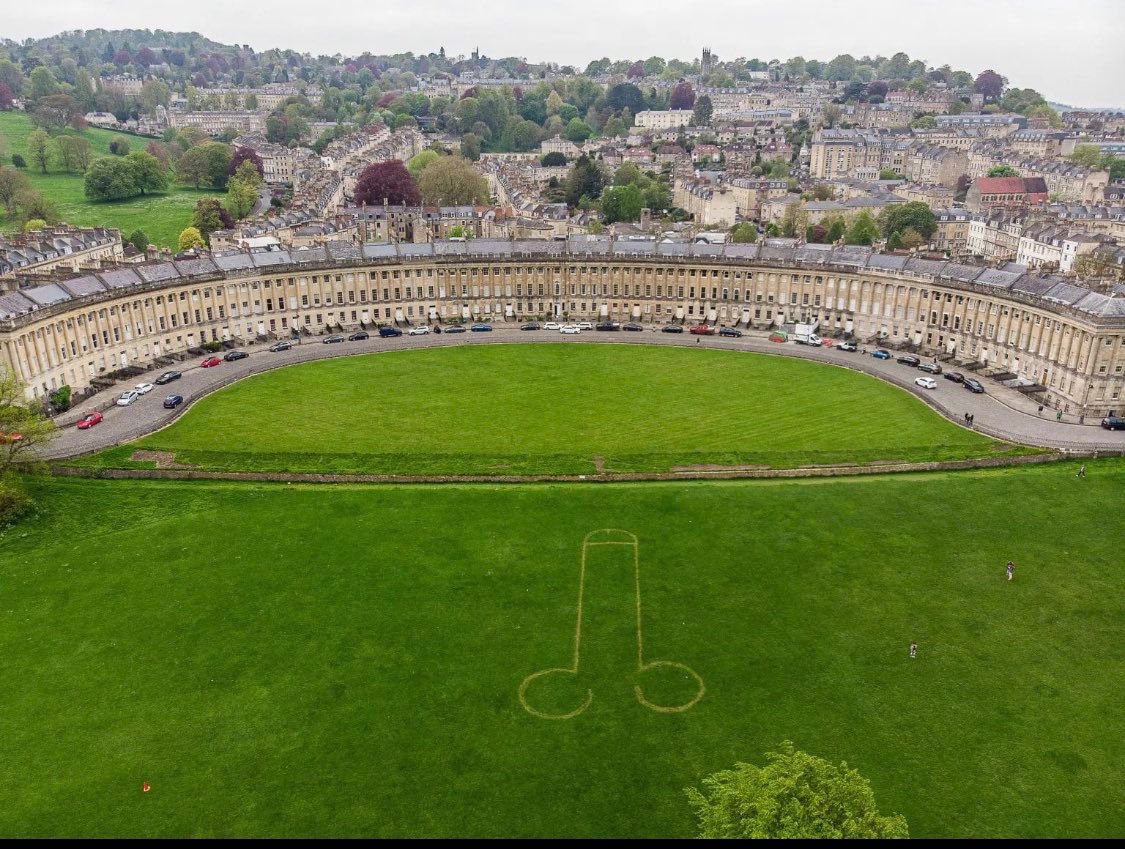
[0,111,221,247]
[90,345,1019,475]
[1,463,1122,837]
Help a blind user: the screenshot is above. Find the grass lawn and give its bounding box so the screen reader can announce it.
[0,111,221,248]
[0,461,1121,837]
[96,344,1021,476]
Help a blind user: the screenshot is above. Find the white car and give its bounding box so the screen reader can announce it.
[915,376,937,390]
[544,322,561,330]
[408,326,430,336]
[577,321,594,330]
[116,390,140,406]
[134,382,154,395]
[559,324,581,334]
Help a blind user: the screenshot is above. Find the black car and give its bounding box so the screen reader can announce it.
[223,350,248,361]
[1100,416,1125,430]
[896,355,920,367]
[595,321,620,331]
[719,327,743,338]
[661,324,684,333]
[470,323,493,332]
[379,326,403,337]
[622,322,644,332]
[444,325,466,334]
[268,341,292,352]
[944,371,964,383]
[323,334,344,344]
[348,331,370,341]
[836,340,857,352]
[154,371,181,385]
[964,378,985,393]
[163,394,184,409]
[520,322,541,331]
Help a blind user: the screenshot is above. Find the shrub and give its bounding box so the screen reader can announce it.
[0,474,32,528]
[12,153,27,168]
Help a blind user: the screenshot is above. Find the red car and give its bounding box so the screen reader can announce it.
[76,411,103,430]
[200,356,222,368]
[689,324,716,335]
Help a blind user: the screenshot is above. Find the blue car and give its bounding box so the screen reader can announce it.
[162,394,184,409]
[872,349,892,360]
[470,323,493,332]
[378,326,403,337]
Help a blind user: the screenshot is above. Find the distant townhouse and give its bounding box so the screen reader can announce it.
[634,110,693,130]
[0,227,123,289]
[965,176,1050,213]
[1016,224,1105,272]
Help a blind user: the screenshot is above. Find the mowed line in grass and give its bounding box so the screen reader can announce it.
[117,344,1009,475]
[0,462,1121,837]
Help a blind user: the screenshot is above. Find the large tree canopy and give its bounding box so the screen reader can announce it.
[353,159,421,206]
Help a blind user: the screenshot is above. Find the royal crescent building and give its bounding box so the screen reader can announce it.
[1,238,1124,416]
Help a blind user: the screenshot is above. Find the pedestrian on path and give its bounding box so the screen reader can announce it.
[1006,561,1015,581]
[1056,409,1063,422]
[909,642,917,658]
[1077,464,1086,478]
[1038,404,1044,416]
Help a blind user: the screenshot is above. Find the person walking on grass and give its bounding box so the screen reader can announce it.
[1006,561,1015,581]
[909,642,917,658]
[1077,464,1086,478]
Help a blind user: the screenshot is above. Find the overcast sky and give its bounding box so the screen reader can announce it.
[9,0,1124,107]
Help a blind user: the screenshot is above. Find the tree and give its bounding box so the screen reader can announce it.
[27,129,51,173]
[564,154,603,208]
[731,222,758,243]
[226,176,258,220]
[177,226,205,252]
[0,367,56,473]
[109,138,130,157]
[1069,144,1103,168]
[417,156,488,206]
[601,183,644,223]
[407,149,440,179]
[125,152,168,195]
[84,157,139,201]
[780,203,806,238]
[177,142,232,190]
[459,133,482,162]
[26,66,59,101]
[974,69,1006,103]
[686,742,909,839]
[606,83,644,115]
[11,154,26,169]
[844,210,880,245]
[127,230,149,254]
[228,146,265,179]
[32,94,84,133]
[564,117,593,143]
[353,159,421,206]
[541,151,567,167]
[0,167,32,216]
[811,184,834,201]
[881,201,937,240]
[987,165,1019,178]
[822,103,843,128]
[670,82,695,110]
[692,95,713,126]
[191,197,233,240]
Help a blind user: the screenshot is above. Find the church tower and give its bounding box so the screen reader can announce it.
[701,47,713,78]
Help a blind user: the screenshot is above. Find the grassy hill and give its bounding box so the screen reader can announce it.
[0,111,221,248]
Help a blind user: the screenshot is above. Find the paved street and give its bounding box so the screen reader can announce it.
[43,327,1125,460]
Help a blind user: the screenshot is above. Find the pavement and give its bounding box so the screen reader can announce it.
[42,327,1125,461]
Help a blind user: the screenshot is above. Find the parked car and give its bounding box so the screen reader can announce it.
[408,326,430,336]
[577,321,594,330]
[470,323,493,332]
[268,341,292,352]
[544,322,561,330]
[559,324,581,334]
[622,322,644,332]
[918,361,942,375]
[116,390,140,407]
[897,355,920,367]
[520,322,541,331]
[662,324,684,333]
[1101,416,1125,431]
[224,350,249,360]
[134,382,154,395]
[719,327,743,337]
[944,371,965,383]
[690,324,716,335]
[964,378,985,393]
[76,411,103,429]
[914,376,938,390]
[794,333,822,346]
[155,371,182,385]
[163,394,184,409]
[595,321,620,331]
[872,349,892,360]
[836,340,858,352]
[348,331,370,341]
[322,335,344,344]
[444,325,466,334]
[379,326,403,337]
[200,357,222,368]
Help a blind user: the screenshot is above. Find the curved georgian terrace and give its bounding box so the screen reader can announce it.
[2,237,1124,417]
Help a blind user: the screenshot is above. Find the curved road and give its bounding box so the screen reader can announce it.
[43,327,1125,460]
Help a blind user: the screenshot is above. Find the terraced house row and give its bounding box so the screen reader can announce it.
[2,239,1124,416]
